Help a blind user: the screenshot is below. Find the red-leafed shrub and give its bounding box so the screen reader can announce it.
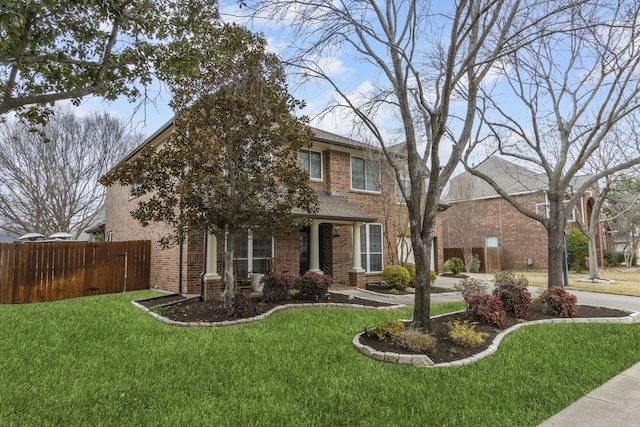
[230,291,254,318]
[465,293,505,328]
[540,286,578,318]
[261,272,297,303]
[295,272,333,300]
[493,282,531,319]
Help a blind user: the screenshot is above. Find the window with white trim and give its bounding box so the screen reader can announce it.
[351,156,381,192]
[234,233,273,277]
[106,231,113,242]
[360,223,383,272]
[486,236,498,248]
[299,149,322,180]
[396,171,411,203]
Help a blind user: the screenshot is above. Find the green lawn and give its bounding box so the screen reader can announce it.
[1,291,639,426]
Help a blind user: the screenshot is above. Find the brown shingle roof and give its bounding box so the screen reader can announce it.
[292,191,376,222]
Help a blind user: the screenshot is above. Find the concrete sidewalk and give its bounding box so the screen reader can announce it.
[538,362,640,427]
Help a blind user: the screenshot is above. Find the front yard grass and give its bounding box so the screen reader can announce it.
[512,267,640,297]
[1,290,639,426]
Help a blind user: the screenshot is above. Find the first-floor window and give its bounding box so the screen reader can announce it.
[234,233,273,277]
[105,231,113,242]
[361,223,383,272]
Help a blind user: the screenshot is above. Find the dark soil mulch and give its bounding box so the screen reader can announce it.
[359,301,630,364]
[365,283,456,295]
[136,293,631,365]
[142,292,395,323]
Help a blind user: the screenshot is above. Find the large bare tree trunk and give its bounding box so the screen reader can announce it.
[588,237,600,280]
[547,192,566,287]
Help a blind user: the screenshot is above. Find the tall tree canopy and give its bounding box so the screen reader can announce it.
[464,1,640,287]
[101,24,318,307]
[251,0,580,330]
[0,106,141,237]
[0,0,219,123]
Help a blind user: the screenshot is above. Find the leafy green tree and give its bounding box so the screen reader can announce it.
[566,227,588,272]
[0,0,218,124]
[101,25,318,307]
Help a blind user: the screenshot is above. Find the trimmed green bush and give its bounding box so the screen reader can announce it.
[566,227,588,272]
[540,286,578,318]
[446,257,464,275]
[430,269,438,282]
[406,263,416,285]
[383,265,410,290]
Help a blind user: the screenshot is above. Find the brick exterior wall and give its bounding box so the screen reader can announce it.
[104,133,446,293]
[441,192,603,271]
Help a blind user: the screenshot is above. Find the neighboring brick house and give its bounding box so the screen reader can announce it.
[104,121,445,296]
[441,156,603,271]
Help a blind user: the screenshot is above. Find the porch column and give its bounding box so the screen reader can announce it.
[350,222,364,272]
[204,233,221,280]
[309,220,323,273]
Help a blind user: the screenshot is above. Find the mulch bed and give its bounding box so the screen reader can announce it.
[359,301,630,364]
[365,284,456,295]
[140,292,395,323]
[136,293,631,365]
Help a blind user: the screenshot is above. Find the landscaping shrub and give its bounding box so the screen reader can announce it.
[465,293,505,328]
[406,263,416,285]
[447,320,488,347]
[443,259,452,273]
[494,270,529,287]
[493,282,531,319]
[365,319,405,341]
[261,272,296,303]
[455,277,489,300]
[468,254,481,273]
[604,250,620,267]
[446,257,464,275]
[430,269,438,282]
[540,286,578,318]
[382,265,410,290]
[566,227,588,272]
[230,291,254,318]
[392,329,435,352]
[295,272,333,300]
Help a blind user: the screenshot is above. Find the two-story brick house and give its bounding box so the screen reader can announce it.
[104,121,445,297]
[441,156,603,271]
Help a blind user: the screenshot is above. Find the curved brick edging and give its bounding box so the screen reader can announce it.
[132,299,407,328]
[352,309,640,368]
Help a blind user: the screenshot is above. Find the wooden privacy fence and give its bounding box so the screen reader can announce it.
[443,247,503,273]
[0,241,150,304]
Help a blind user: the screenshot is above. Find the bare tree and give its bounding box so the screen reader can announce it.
[465,2,640,287]
[444,173,483,272]
[0,107,141,238]
[252,0,576,330]
[604,175,640,267]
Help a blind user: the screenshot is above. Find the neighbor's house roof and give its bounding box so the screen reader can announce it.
[445,156,592,202]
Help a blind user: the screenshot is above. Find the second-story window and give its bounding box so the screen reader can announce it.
[351,156,381,192]
[129,183,142,198]
[396,171,411,203]
[299,149,322,180]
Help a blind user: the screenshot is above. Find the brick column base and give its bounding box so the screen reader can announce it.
[349,270,366,289]
[203,277,224,301]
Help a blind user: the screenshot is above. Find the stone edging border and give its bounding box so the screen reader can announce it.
[131,298,407,328]
[352,309,640,368]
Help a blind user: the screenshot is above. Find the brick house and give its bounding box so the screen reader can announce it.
[441,156,603,271]
[104,121,445,296]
